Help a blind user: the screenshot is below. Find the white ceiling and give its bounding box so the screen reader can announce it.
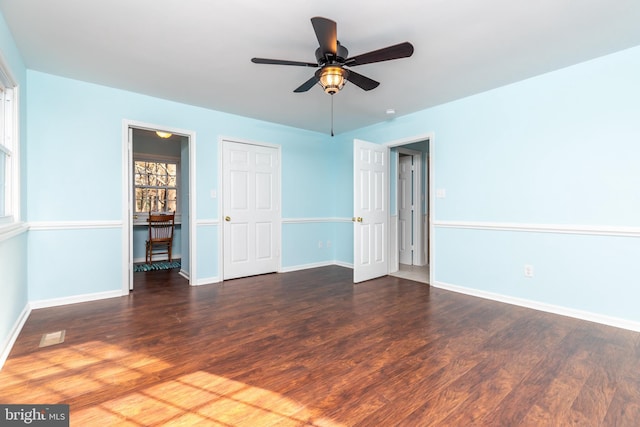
[2,0,640,135]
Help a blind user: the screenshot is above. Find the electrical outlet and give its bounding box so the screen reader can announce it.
[326,240,332,248]
[318,240,323,248]
[524,264,534,278]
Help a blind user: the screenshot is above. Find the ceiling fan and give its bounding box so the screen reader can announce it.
[251,17,414,95]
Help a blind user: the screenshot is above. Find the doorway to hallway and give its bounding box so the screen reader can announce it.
[387,137,431,285]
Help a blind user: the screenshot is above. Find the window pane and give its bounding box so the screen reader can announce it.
[134,161,147,185]
[133,159,178,214]
[135,188,148,213]
[147,188,159,212]
[156,170,167,186]
[166,189,177,212]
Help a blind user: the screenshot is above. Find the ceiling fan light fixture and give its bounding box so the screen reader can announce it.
[319,66,347,94]
[156,131,172,139]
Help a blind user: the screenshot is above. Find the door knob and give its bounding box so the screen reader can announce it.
[225,216,231,221]
[357,217,363,222]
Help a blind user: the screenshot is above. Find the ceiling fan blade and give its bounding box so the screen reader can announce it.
[346,70,380,91]
[345,42,414,66]
[311,17,337,56]
[252,57,318,67]
[294,75,319,93]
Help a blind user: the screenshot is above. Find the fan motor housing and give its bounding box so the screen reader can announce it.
[315,43,349,65]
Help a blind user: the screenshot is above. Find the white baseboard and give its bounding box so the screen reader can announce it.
[334,260,354,269]
[432,280,640,332]
[0,303,31,371]
[195,276,220,286]
[29,290,123,310]
[279,261,336,273]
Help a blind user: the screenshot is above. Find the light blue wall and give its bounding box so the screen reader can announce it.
[196,225,217,281]
[327,135,354,264]
[0,231,28,356]
[342,45,640,323]
[28,228,121,300]
[25,70,340,298]
[435,227,640,320]
[282,222,336,267]
[0,10,28,363]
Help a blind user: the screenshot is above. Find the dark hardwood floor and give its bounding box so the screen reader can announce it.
[1,266,639,426]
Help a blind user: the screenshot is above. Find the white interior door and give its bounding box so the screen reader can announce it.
[223,140,280,280]
[398,155,413,265]
[353,139,388,283]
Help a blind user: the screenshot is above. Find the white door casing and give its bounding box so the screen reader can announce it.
[398,155,413,265]
[353,139,388,283]
[223,140,281,280]
[127,127,134,290]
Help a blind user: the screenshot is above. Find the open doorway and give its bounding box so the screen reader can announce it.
[387,137,430,284]
[122,122,195,293]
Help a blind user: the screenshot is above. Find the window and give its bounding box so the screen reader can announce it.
[0,59,17,226]
[134,157,179,214]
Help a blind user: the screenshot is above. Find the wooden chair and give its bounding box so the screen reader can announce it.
[145,212,175,264]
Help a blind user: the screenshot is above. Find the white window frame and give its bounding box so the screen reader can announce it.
[0,52,19,230]
[132,153,180,225]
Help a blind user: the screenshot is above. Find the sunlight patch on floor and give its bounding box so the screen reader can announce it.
[74,370,346,426]
[1,338,346,426]
[0,340,172,404]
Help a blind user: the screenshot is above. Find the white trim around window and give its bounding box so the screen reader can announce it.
[0,50,20,229]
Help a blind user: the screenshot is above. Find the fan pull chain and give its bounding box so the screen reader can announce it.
[330,95,334,137]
